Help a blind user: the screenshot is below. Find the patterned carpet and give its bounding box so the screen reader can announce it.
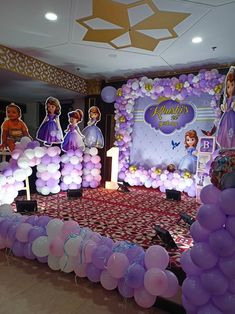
[15,186,199,281]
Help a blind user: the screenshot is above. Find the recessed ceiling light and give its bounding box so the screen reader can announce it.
[45,12,58,21]
[192,37,202,44]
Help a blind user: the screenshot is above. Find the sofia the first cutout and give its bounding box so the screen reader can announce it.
[36,97,63,146]
[0,103,31,152]
[82,106,104,149]
[217,66,235,149]
[61,109,85,152]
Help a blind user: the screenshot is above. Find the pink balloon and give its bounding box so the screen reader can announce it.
[100,270,118,290]
[15,223,32,243]
[161,270,179,298]
[73,261,87,278]
[144,245,169,270]
[61,220,80,240]
[49,236,64,257]
[144,268,168,296]
[107,253,129,279]
[134,287,156,309]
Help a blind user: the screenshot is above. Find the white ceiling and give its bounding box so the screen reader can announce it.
[0,0,235,102]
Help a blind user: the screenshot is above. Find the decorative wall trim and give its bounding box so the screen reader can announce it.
[86,79,102,95]
[0,45,88,95]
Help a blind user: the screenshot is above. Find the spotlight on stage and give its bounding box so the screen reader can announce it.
[166,189,181,201]
[154,225,178,249]
[15,200,38,214]
[67,189,83,199]
[178,213,195,226]
[117,182,130,193]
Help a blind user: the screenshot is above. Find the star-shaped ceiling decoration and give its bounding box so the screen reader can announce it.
[76,0,191,51]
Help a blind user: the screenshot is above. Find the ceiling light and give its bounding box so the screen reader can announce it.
[192,37,202,44]
[45,12,58,21]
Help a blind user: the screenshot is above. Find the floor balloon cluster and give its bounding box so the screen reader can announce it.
[0,204,179,309]
[181,150,235,313]
[0,137,102,204]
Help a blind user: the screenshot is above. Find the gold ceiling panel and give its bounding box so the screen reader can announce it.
[76,0,190,51]
[0,45,88,95]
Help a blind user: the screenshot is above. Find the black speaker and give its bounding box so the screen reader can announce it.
[154,225,178,249]
[179,213,195,226]
[67,189,83,199]
[166,189,181,201]
[15,200,37,213]
[117,182,130,193]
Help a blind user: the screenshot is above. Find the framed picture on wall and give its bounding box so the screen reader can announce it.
[198,136,216,154]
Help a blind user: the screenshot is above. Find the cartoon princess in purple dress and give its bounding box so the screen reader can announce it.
[36,97,63,145]
[82,106,104,149]
[61,109,85,152]
[217,67,235,149]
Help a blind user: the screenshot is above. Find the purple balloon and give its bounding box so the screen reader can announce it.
[36,216,51,227]
[25,215,39,226]
[126,244,145,264]
[182,277,210,306]
[41,154,51,165]
[23,242,36,260]
[219,252,235,278]
[28,226,46,242]
[86,263,101,283]
[190,242,218,270]
[200,184,221,204]
[37,256,48,263]
[182,295,197,313]
[0,219,12,238]
[101,236,114,248]
[209,229,235,257]
[198,303,223,314]
[118,278,134,298]
[212,292,235,312]
[226,216,235,237]
[200,268,228,295]
[101,86,117,103]
[125,263,145,289]
[92,245,112,269]
[12,240,25,257]
[180,250,202,276]
[7,223,19,243]
[219,188,235,215]
[190,221,210,243]
[196,204,226,231]
[228,279,235,294]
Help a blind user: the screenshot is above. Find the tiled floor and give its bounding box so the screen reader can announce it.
[0,250,182,314]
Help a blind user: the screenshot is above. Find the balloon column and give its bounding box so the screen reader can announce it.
[60,149,83,191]
[181,150,235,313]
[0,204,179,309]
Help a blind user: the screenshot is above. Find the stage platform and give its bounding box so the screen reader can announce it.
[14,186,198,283]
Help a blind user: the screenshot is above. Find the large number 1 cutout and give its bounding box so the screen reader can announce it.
[105,147,119,189]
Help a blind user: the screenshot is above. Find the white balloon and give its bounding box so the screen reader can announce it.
[59,255,74,273]
[32,236,49,257]
[47,163,59,173]
[34,147,46,158]
[37,164,47,173]
[17,157,30,169]
[14,169,27,181]
[70,156,79,165]
[0,175,7,186]
[64,237,82,257]
[41,186,50,196]
[24,149,35,159]
[0,204,14,216]
[89,147,98,156]
[50,185,60,194]
[48,255,60,271]
[46,219,64,239]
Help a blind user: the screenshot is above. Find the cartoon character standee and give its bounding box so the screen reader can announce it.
[36,97,63,146]
[0,103,31,152]
[217,67,235,149]
[82,106,104,148]
[61,109,85,152]
[178,129,199,174]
